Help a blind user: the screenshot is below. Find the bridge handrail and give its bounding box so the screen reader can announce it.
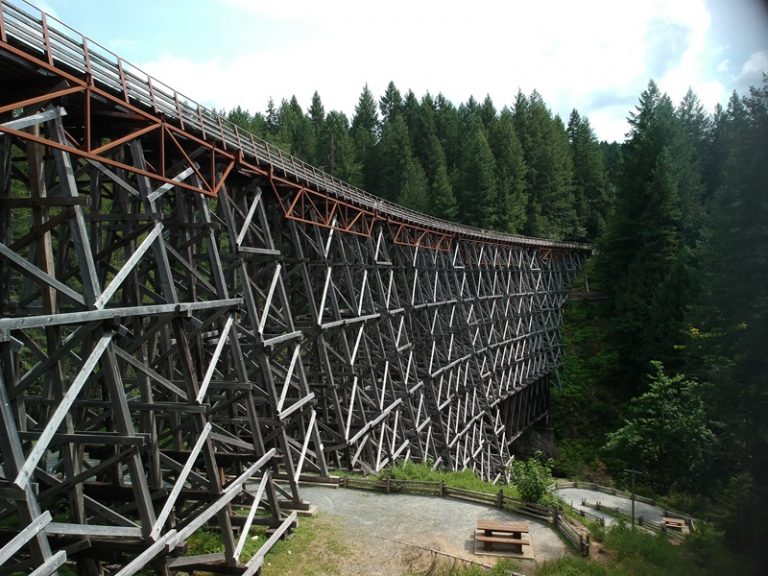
[0,0,590,252]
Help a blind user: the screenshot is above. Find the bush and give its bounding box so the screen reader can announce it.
[510,451,555,503]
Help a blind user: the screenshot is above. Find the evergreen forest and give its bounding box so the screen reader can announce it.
[223,77,768,572]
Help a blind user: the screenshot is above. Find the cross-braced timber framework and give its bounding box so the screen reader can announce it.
[0,2,590,574]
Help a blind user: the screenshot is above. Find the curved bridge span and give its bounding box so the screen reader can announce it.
[0,2,590,574]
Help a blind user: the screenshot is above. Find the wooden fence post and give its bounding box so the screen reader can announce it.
[497,489,504,508]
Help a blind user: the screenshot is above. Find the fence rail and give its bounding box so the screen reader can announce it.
[554,480,655,505]
[638,517,687,543]
[554,480,696,529]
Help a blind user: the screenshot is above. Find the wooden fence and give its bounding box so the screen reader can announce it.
[555,481,696,532]
[554,480,656,505]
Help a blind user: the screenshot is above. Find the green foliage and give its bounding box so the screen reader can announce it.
[596,80,704,396]
[685,79,768,565]
[568,109,612,241]
[398,158,429,212]
[379,80,403,124]
[605,524,688,574]
[513,90,578,239]
[373,113,417,202]
[222,84,620,242]
[456,122,499,228]
[552,294,619,480]
[602,362,714,492]
[510,451,555,503]
[599,523,746,576]
[186,527,229,555]
[712,471,760,552]
[489,108,528,233]
[351,83,379,189]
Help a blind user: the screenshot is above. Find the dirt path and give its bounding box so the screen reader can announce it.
[298,486,568,575]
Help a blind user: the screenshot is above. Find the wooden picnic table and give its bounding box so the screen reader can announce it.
[662,516,687,531]
[474,519,530,554]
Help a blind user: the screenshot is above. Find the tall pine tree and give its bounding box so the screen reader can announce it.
[567,109,612,241]
[351,84,379,190]
[489,108,527,233]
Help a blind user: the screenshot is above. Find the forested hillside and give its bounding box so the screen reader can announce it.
[225,83,612,242]
[224,77,767,571]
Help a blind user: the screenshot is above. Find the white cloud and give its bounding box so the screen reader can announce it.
[137,0,738,142]
[740,50,768,76]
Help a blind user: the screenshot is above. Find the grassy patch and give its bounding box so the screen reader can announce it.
[170,511,347,576]
[373,460,522,499]
[260,512,348,576]
[537,523,747,576]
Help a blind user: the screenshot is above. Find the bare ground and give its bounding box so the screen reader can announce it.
[284,486,569,575]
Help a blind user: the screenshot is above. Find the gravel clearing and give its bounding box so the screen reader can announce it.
[300,486,568,575]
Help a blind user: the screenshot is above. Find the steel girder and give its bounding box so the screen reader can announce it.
[0,2,590,574]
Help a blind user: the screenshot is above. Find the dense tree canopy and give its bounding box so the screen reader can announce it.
[225,82,608,239]
[224,77,768,571]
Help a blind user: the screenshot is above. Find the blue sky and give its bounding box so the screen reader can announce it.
[23,0,768,142]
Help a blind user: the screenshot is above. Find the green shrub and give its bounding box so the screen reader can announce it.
[510,451,555,503]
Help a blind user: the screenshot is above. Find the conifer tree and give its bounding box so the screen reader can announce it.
[567,109,612,240]
[513,91,577,239]
[402,89,421,141]
[308,91,326,166]
[480,94,497,131]
[398,158,429,213]
[265,97,280,137]
[597,81,700,392]
[434,94,461,169]
[323,110,361,183]
[457,122,499,229]
[275,96,315,161]
[426,134,458,221]
[379,81,403,125]
[489,108,527,233]
[686,80,768,555]
[351,84,379,190]
[374,113,414,202]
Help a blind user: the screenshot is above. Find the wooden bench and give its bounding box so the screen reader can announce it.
[475,535,529,547]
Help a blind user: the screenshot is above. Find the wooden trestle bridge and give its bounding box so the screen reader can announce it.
[0,1,590,574]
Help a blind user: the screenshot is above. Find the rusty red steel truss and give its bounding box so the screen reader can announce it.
[0,1,591,575]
